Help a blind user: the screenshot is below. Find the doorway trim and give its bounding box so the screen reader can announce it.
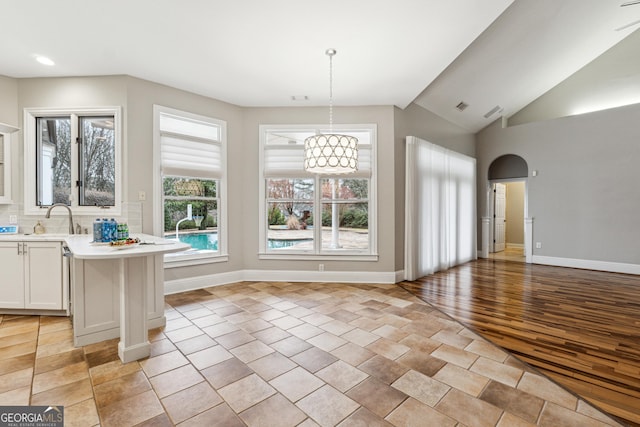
[482,153,531,263]
[483,177,532,263]
[478,177,533,264]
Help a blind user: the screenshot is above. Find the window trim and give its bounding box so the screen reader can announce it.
[258,124,378,259]
[153,105,228,266]
[23,107,123,216]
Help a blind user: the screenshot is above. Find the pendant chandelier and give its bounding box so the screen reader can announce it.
[304,49,358,174]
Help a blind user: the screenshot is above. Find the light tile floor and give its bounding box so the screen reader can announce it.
[0,281,624,426]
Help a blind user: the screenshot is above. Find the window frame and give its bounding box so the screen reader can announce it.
[153,105,228,267]
[23,107,122,216]
[259,124,378,261]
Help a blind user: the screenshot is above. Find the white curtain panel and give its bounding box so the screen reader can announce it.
[404,136,477,281]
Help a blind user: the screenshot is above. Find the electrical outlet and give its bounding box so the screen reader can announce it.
[138,191,146,201]
[536,242,542,249]
[9,215,17,224]
[318,264,324,272]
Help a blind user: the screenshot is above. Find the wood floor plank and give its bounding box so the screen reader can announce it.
[400,259,640,426]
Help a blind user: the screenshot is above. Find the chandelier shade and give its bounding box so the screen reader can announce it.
[303,48,359,175]
[304,133,358,174]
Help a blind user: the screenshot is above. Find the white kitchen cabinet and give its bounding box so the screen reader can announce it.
[25,241,66,309]
[0,242,25,308]
[71,254,166,347]
[0,123,18,204]
[0,241,67,312]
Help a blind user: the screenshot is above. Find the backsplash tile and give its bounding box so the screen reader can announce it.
[0,202,143,235]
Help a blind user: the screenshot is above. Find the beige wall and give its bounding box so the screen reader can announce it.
[16,76,128,206]
[393,103,476,270]
[124,77,245,280]
[241,105,397,274]
[3,73,480,283]
[477,102,640,264]
[505,181,524,245]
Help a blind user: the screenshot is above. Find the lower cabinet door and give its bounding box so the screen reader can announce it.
[0,242,25,308]
[24,242,63,310]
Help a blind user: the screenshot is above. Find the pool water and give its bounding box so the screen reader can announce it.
[167,233,219,250]
[166,232,310,250]
[267,239,312,249]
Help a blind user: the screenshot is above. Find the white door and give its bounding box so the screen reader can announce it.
[493,183,506,252]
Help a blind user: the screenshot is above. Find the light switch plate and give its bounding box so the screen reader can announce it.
[9,215,17,224]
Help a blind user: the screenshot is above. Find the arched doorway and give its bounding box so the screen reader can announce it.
[483,154,531,263]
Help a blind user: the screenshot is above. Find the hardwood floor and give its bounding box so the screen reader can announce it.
[401,259,640,426]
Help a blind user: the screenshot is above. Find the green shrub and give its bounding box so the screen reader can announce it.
[268,206,286,225]
[341,209,368,228]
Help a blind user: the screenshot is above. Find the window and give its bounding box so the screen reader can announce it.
[24,108,121,215]
[153,106,227,266]
[260,125,377,259]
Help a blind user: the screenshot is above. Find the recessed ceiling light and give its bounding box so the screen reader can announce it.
[35,55,55,66]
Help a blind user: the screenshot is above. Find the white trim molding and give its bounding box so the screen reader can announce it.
[532,255,640,275]
[165,270,244,295]
[525,218,533,263]
[164,268,400,295]
[480,217,491,258]
[243,269,397,284]
[23,107,123,216]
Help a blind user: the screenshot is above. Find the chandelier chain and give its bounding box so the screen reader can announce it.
[328,51,333,132]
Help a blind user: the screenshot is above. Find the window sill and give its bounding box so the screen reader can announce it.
[164,251,228,268]
[258,252,378,262]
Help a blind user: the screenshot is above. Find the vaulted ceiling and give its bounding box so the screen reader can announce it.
[1,0,639,132]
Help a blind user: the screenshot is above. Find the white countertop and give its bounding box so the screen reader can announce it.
[0,233,70,241]
[0,233,191,259]
[64,233,191,259]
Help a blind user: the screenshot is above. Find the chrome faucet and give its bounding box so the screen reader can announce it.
[45,203,75,234]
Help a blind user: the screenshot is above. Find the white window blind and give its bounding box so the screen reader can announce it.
[263,130,372,178]
[160,113,222,179]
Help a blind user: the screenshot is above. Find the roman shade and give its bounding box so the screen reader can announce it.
[264,135,371,178]
[160,113,222,179]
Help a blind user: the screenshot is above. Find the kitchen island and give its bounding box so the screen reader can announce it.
[65,234,190,362]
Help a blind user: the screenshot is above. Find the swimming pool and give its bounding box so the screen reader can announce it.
[166,232,310,250]
[166,233,219,250]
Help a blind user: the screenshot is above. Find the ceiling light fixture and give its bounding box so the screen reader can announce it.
[304,49,358,175]
[35,55,55,66]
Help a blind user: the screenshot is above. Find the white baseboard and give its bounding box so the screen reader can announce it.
[506,243,524,249]
[165,269,401,295]
[531,255,640,275]
[165,270,244,295]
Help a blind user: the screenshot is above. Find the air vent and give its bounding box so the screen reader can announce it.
[455,101,468,111]
[484,105,502,119]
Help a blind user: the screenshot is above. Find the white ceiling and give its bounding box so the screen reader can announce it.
[1,0,639,132]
